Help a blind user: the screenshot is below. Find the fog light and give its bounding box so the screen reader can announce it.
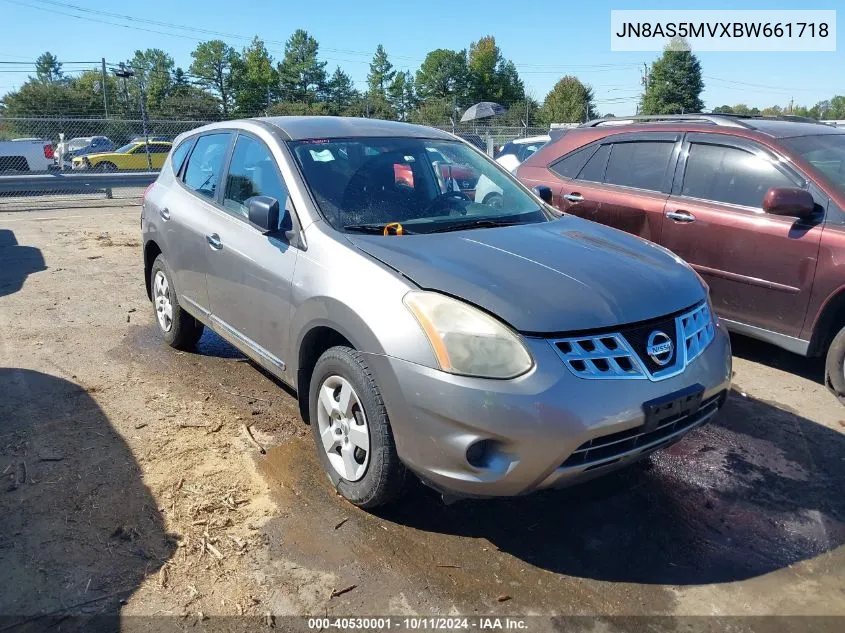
[466,439,500,469]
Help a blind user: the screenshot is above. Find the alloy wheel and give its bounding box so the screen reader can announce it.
[316,375,370,481]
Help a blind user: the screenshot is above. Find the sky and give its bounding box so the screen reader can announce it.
[0,0,841,115]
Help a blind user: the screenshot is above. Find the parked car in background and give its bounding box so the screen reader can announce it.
[0,138,54,172]
[60,136,115,169]
[142,116,730,508]
[131,135,173,143]
[495,135,550,172]
[72,140,172,171]
[518,114,845,400]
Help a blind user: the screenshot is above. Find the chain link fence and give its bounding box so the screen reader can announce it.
[0,115,551,210]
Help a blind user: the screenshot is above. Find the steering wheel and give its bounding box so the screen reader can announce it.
[420,190,470,217]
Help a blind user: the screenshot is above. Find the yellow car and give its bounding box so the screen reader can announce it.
[72,141,172,171]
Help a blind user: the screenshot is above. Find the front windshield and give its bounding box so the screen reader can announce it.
[68,138,92,150]
[114,143,139,154]
[781,133,845,197]
[290,137,550,234]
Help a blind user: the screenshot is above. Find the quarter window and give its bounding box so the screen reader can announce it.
[577,144,611,182]
[682,143,796,209]
[183,133,232,200]
[170,138,193,174]
[604,141,674,191]
[549,145,596,179]
[223,135,288,220]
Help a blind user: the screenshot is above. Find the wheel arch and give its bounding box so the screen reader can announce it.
[143,239,162,300]
[808,287,845,356]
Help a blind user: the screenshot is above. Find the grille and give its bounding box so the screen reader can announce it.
[550,302,716,381]
[560,392,724,471]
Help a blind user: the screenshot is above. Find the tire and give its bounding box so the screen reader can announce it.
[825,326,845,400]
[483,192,503,209]
[95,161,117,172]
[149,255,204,350]
[309,346,406,508]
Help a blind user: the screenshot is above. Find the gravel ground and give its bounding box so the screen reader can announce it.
[1,205,843,630]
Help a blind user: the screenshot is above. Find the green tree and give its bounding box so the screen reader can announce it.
[127,49,175,113]
[367,44,395,100]
[408,97,453,126]
[231,37,277,115]
[827,96,845,119]
[34,52,62,83]
[388,71,416,121]
[712,105,734,114]
[324,67,359,115]
[190,40,239,116]
[498,97,541,127]
[467,36,524,104]
[277,29,327,104]
[540,76,597,124]
[760,105,783,117]
[415,49,469,104]
[639,39,704,115]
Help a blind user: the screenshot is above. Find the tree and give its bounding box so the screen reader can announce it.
[639,39,704,115]
[367,45,395,100]
[388,71,415,121]
[35,52,62,83]
[408,98,453,126]
[467,36,524,104]
[415,49,469,104]
[277,29,327,104]
[128,49,175,113]
[231,37,277,115]
[190,40,239,116]
[712,105,734,114]
[540,76,597,124]
[760,105,783,117]
[324,67,359,115]
[828,96,845,119]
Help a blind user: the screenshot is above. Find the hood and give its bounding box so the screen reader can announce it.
[346,216,705,333]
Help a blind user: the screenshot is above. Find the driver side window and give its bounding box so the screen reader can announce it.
[223,135,288,221]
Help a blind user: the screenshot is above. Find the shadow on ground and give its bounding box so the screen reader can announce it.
[729,332,825,384]
[0,229,45,298]
[0,369,176,631]
[372,388,845,586]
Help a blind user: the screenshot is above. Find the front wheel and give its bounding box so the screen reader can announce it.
[309,346,406,508]
[825,326,845,401]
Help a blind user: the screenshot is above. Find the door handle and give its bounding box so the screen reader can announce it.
[159,207,170,221]
[666,210,696,223]
[206,233,223,250]
[563,193,584,202]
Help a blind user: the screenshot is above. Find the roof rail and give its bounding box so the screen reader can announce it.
[581,114,752,129]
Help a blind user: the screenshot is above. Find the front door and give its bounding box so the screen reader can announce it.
[661,133,824,338]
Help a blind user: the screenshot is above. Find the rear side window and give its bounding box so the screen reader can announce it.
[604,141,674,191]
[682,143,796,208]
[549,145,595,179]
[170,138,193,174]
[577,144,611,182]
[183,133,232,200]
[223,135,288,220]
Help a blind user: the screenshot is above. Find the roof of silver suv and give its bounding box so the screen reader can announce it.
[257,116,455,141]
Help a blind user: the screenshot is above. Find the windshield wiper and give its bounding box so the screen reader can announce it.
[343,223,416,235]
[424,219,524,234]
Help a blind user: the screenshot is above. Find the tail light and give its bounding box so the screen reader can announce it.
[43,144,54,159]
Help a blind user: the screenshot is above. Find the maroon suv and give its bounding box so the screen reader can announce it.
[517,115,845,399]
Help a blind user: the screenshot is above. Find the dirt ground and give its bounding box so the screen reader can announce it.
[1,204,843,629]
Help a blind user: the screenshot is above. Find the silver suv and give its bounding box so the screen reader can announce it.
[142,117,732,508]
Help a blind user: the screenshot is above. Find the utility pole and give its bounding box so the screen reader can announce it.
[113,63,152,171]
[101,58,110,118]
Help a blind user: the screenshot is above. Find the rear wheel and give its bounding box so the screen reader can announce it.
[825,326,845,400]
[149,255,203,350]
[309,346,406,508]
[483,192,503,209]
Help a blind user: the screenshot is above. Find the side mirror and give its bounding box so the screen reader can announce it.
[533,185,553,204]
[762,187,815,218]
[246,195,280,234]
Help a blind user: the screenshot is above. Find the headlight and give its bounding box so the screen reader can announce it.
[403,290,533,379]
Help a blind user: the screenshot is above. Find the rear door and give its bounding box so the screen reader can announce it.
[661,133,824,337]
[550,133,680,243]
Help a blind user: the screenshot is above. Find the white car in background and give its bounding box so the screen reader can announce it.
[494,135,550,172]
[475,135,550,207]
[0,138,55,172]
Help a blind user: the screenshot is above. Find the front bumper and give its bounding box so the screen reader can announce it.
[364,321,731,498]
